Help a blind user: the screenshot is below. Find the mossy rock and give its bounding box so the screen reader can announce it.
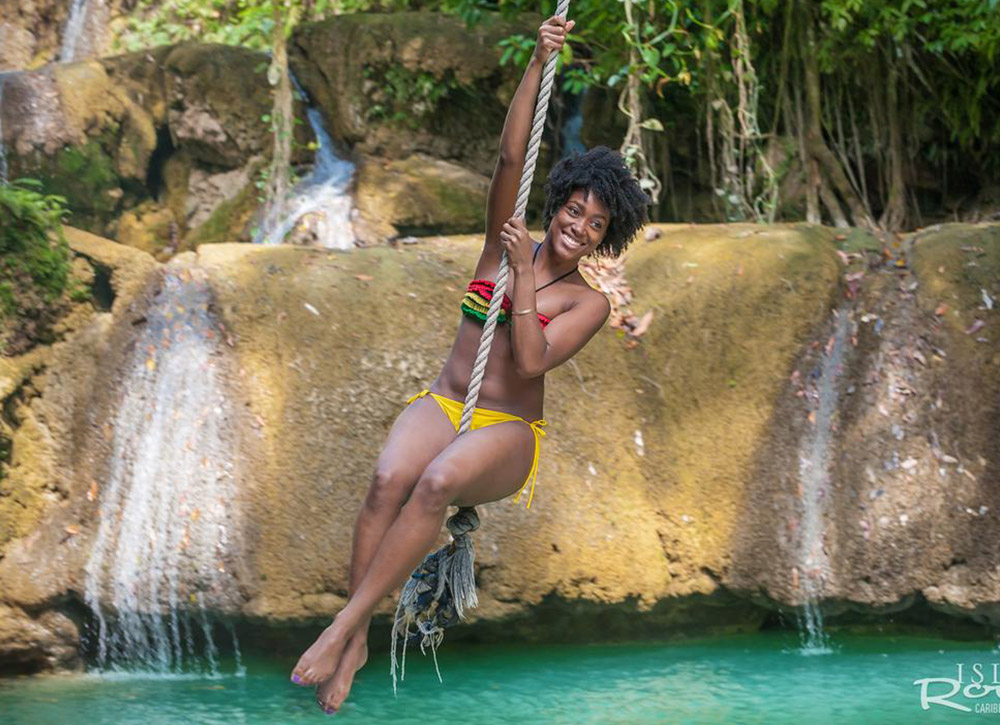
[183,163,265,248]
[290,10,539,176]
[113,200,178,258]
[162,42,278,169]
[0,181,92,356]
[353,153,489,237]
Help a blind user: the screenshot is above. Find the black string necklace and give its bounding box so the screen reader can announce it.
[531,242,577,292]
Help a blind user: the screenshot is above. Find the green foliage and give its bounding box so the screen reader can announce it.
[109,0,1000,224]
[0,179,79,355]
[116,0,435,50]
[493,0,700,95]
[362,64,467,127]
[815,0,1000,156]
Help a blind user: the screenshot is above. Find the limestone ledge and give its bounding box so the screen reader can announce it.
[1,222,998,674]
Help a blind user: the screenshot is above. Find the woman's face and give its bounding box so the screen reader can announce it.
[548,188,609,261]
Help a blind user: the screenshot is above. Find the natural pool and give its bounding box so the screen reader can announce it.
[2,632,998,724]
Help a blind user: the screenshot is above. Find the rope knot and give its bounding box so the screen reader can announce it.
[446,506,481,537]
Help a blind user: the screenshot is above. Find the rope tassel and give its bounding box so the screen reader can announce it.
[390,509,479,695]
[389,0,571,693]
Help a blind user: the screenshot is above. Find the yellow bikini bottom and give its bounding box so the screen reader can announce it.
[405,389,547,509]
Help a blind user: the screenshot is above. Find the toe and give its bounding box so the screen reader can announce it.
[328,680,351,711]
[316,678,341,714]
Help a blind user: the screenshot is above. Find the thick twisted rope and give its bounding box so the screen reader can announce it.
[456,0,571,439]
[391,1,571,693]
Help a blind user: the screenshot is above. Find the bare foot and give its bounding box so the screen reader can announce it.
[290,616,355,686]
[315,632,369,714]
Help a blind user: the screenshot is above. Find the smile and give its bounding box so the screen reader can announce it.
[561,228,585,247]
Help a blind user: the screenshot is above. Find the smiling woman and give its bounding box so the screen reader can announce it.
[289,12,651,716]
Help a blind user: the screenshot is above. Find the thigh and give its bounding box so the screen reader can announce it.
[376,395,457,483]
[421,420,537,508]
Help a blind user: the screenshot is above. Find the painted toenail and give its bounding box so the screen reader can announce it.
[291,674,302,684]
[324,707,337,715]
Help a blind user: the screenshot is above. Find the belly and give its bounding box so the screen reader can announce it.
[434,316,545,419]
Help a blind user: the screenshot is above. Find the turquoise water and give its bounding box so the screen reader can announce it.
[2,632,999,723]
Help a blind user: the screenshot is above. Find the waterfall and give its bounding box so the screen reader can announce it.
[0,71,12,184]
[83,260,244,674]
[59,0,93,63]
[794,303,852,654]
[560,88,587,160]
[254,68,356,249]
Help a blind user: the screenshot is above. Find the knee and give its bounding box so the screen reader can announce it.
[410,465,460,513]
[363,466,413,513]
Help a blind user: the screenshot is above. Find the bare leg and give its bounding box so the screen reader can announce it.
[292,420,535,686]
[304,396,455,711]
[312,498,401,712]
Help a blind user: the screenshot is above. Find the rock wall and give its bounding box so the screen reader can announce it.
[0,0,129,71]
[0,227,159,672]
[289,11,537,176]
[0,42,306,247]
[289,10,554,241]
[0,222,997,673]
[2,11,554,250]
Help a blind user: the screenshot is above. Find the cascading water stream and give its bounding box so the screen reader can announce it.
[59,0,94,63]
[794,302,852,654]
[254,68,356,248]
[83,260,245,675]
[560,88,587,159]
[0,71,11,184]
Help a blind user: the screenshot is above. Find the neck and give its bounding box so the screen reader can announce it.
[538,232,579,279]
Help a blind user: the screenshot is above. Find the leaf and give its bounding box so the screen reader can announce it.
[964,319,985,335]
[631,310,654,337]
[355,274,374,281]
[640,118,664,131]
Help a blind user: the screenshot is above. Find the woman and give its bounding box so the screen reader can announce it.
[292,14,650,714]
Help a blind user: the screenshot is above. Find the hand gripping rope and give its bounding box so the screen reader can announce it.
[390,0,572,694]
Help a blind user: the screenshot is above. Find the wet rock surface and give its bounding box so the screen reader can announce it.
[0,222,997,673]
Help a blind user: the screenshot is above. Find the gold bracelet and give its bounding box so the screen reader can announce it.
[512,307,536,316]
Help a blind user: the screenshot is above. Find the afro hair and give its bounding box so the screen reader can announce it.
[541,145,651,259]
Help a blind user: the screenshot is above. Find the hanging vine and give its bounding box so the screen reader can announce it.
[617,0,663,206]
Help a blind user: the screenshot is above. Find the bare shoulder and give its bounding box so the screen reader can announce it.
[572,282,611,322]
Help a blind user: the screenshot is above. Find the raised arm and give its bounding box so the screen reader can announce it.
[475,15,575,279]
